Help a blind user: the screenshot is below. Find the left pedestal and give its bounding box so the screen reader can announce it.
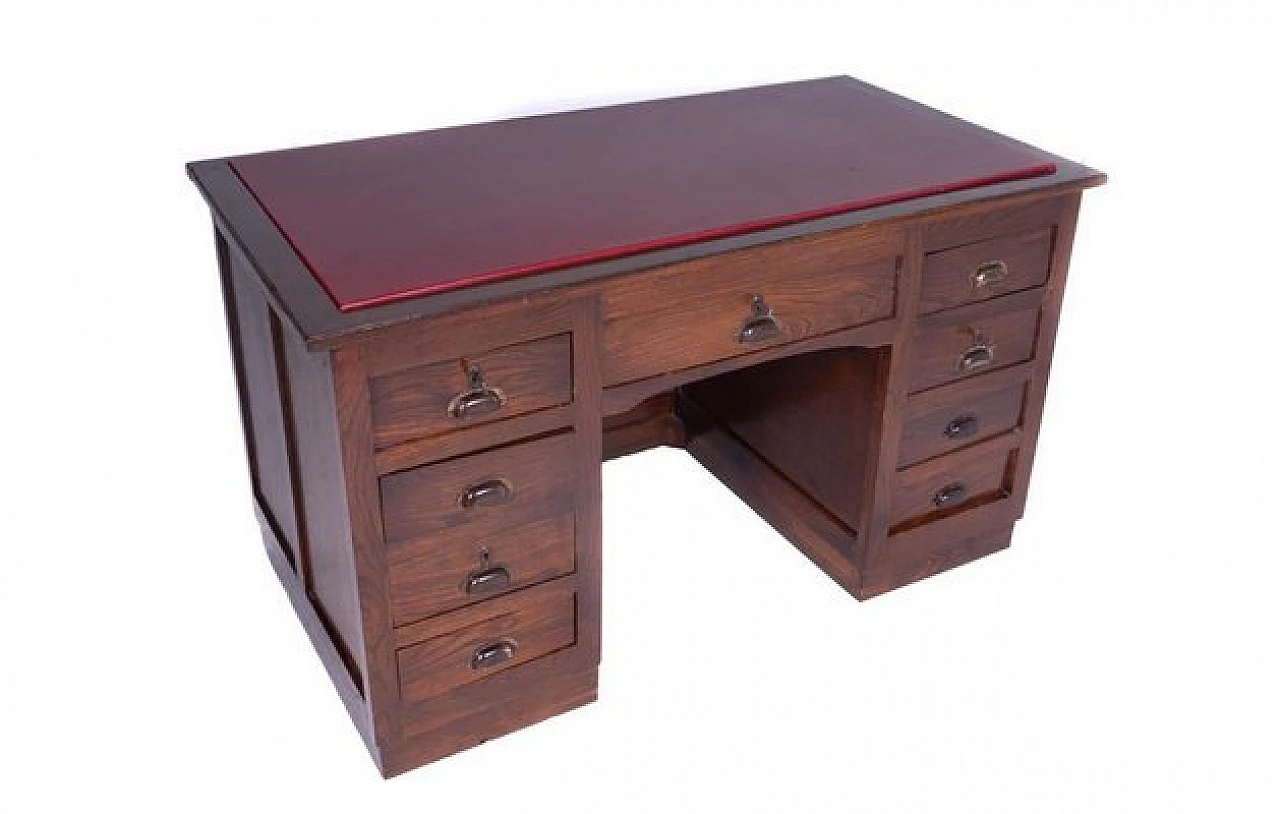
[214,227,604,777]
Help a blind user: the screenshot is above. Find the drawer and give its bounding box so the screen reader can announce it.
[898,377,1028,468]
[599,228,900,385]
[380,432,576,546]
[919,229,1052,314]
[906,291,1041,393]
[369,334,572,449]
[396,584,577,702]
[388,513,576,625]
[890,439,1014,528]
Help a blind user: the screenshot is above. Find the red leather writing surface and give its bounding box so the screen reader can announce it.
[230,77,1056,312]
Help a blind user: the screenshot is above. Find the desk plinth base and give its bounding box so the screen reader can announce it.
[380,669,599,779]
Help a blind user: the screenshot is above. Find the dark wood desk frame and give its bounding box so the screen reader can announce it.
[189,78,1103,776]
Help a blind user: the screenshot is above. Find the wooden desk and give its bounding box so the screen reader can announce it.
[188,76,1104,777]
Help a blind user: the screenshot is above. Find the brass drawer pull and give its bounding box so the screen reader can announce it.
[470,640,517,671]
[448,364,507,419]
[943,415,979,440]
[971,259,1009,289]
[737,293,782,343]
[957,340,995,373]
[466,565,512,595]
[459,478,514,508]
[933,482,968,508]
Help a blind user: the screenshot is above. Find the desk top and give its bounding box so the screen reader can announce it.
[226,77,1062,313]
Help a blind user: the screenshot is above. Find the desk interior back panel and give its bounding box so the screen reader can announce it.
[682,346,889,535]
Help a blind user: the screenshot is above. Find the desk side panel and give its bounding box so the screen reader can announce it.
[283,330,368,692]
[220,231,303,571]
[215,224,375,749]
[861,192,1082,595]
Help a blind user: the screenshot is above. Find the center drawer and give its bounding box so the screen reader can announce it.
[599,227,900,385]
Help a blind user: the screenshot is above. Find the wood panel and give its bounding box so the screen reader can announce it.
[919,228,1052,314]
[907,288,1043,393]
[684,346,889,531]
[374,404,575,475]
[567,296,606,669]
[396,585,577,703]
[388,513,576,626]
[382,667,598,777]
[890,434,1018,528]
[380,432,576,545]
[921,195,1064,252]
[863,526,1014,599]
[227,250,301,568]
[332,347,401,747]
[370,333,572,449]
[600,316,897,417]
[353,296,575,378]
[602,392,687,460]
[256,498,380,767]
[1010,194,1083,517]
[680,392,862,593]
[865,498,1018,596]
[855,225,926,581]
[282,325,366,687]
[898,376,1028,468]
[600,225,900,385]
[213,229,260,511]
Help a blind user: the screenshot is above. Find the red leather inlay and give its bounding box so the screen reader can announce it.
[230,77,1056,312]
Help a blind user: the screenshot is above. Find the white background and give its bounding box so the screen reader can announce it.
[3,2,1277,811]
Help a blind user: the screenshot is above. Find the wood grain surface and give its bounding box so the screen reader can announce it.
[907,289,1044,392]
[898,377,1028,467]
[919,228,1052,314]
[388,513,576,626]
[370,333,572,449]
[380,432,576,545]
[396,584,577,702]
[600,225,900,384]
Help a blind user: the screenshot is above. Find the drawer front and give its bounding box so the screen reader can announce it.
[380,432,576,545]
[907,294,1041,393]
[369,334,572,449]
[919,229,1052,314]
[890,442,1013,528]
[898,379,1027,468]
[396,585,577,702]
[388,513,576,625]
[600,228,900,385]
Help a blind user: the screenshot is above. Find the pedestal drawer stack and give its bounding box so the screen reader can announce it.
[862,196,1081,596]
[342,296,604,775]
